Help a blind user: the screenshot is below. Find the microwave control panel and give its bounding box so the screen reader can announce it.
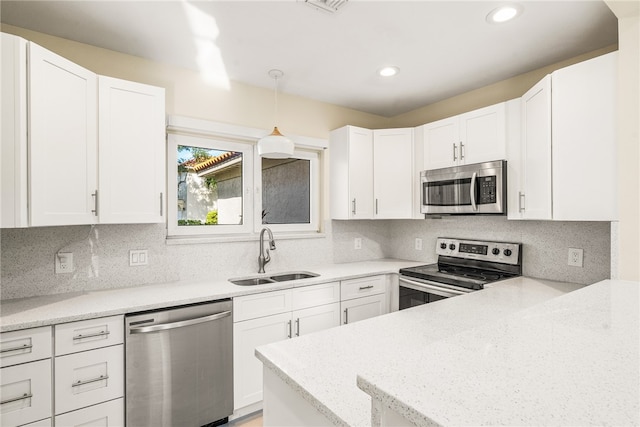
[478,176,497,204]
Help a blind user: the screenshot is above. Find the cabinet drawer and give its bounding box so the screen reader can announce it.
[54,345,124,415]
[55,398,124,427]
[55,316,123,356]
[340,276,386,301]
[22,418,51,427]
[0,359,52,427]
[292,282,340,311]
[1,326,52,368]
[233,289,292,322]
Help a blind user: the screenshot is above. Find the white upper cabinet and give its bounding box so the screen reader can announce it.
[373,128,413,219]
[1,33,166,227]
[29,42,98,226]
[422,102,506,170]
[330,126,374,219]
[509,52,617,221]
[330,126,413,220]
[98,76,166,223]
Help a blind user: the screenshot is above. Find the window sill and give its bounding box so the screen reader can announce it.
[165,231,326,246]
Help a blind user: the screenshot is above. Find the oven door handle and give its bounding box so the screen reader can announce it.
[399,277,469,297]
[470,172,478,211]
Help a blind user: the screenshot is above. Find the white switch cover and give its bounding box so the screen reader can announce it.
[354,238,362,250]
[130,249,149,266]
[568,248,584,267]
[55,252,74,274]
[415,238,423,251]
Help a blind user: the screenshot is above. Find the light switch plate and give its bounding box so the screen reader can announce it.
[130,249,149,266]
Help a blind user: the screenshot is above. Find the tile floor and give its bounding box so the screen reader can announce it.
[227,411,263,427]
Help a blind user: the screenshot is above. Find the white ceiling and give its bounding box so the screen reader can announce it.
[0,0,618,117]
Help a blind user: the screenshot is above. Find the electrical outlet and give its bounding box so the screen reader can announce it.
[568,248,584,267]
[130,249,149,266]
[354,237,362,250]
[415,238,423,251]
[55,252,74,274]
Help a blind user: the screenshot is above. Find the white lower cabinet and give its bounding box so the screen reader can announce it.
[54,398,124,427]
[0,359,52,427]
[341,294,387,325]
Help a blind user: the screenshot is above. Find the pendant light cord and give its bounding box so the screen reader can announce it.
[273,73,279,126]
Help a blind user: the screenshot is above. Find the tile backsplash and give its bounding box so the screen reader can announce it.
[1,217,610,300]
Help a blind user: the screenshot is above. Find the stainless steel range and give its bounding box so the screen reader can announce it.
[398,237,522,310]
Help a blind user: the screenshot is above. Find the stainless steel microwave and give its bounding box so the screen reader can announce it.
[420,160,506,215]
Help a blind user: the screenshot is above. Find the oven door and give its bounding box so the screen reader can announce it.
[398,276,471,310]
[420,160,505,215]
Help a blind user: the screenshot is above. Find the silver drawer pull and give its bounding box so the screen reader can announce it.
[359,285,374,290]
[0,344,33,354]
[1,393,33,405]
[72,375,109,388]
[73,330,110,341]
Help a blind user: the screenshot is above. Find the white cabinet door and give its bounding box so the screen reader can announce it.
[520,75,552,220]
[373,128,413,219]
[0,359,52,427]
[292,303,340,337]
[28,42,98,226]
[233,312,291,410]
[551,52,617,221]
[54,398,124,427]
[329,126,373,219]
[1,33,28,228]
[341,294,387,325]
[459,103,506,165]
[98,76,166,223]
[423,116,459,170]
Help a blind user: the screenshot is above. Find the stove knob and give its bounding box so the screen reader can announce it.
[440,243,447,250]
[492,248,500,255]
[449,244,456,251]
[504,249,513,257]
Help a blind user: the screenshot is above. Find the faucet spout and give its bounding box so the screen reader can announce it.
[258,227,276,273]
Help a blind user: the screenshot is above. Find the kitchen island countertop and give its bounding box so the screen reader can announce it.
[0,259,420,332]
[255,278,639,426]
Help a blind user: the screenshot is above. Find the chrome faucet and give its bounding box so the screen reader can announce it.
[258,227,276,273]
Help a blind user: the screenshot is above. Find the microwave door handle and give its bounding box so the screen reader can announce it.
[470,172,478,211]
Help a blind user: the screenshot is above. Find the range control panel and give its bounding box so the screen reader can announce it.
[435,238,521,265]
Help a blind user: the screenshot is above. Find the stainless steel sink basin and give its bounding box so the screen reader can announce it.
[269,272,319,282]
[229,271,319,286]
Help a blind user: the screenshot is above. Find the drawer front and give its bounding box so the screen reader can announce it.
[22,418,52,427]
[1,326,52,368]
[341,275,386,301]
[0,359,52,427]
[55,316,123,356]
[54,345,124,415]
[233,289,292,322]
[292,282,340,311]
[55,398,124,427]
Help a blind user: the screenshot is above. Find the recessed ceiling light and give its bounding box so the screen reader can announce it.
[486,4,523,24]
[378,66,399,77]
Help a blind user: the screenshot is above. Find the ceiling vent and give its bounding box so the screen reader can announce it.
[303,0,349,14]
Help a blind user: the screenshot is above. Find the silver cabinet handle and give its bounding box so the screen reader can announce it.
[375,199,378,215]
[460,142,465,160]
[452,143,458,161]
[72,374,109,388]
[1,393,33,405]
[359,285,374,290]
[159,193,163,216]
[470,172,477,211]
[73,330,110,341]
[344,308,349,325]
[352,198,356,215]
[518,191,526,212]
[295,318,300,337]
[129,311,231,334]
[91,190,98,216]
[0,343,33,354]
[287,320,292,338]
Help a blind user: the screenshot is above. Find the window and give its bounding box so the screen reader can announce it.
[167,128,320,238]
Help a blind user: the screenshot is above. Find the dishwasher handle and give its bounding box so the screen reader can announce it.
[129,310,231,334]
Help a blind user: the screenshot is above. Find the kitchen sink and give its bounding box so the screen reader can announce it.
[229,271,319,286]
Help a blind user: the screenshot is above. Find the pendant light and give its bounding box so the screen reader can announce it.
[258,69,294,159]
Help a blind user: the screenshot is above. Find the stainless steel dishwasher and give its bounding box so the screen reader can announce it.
[125,300,233,427]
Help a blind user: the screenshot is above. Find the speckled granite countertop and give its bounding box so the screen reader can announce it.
[357,279,639,426]
[255,277,592,426]
[0,259,420,332]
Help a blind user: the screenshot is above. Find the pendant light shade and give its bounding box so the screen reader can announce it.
[258,69,294,159]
